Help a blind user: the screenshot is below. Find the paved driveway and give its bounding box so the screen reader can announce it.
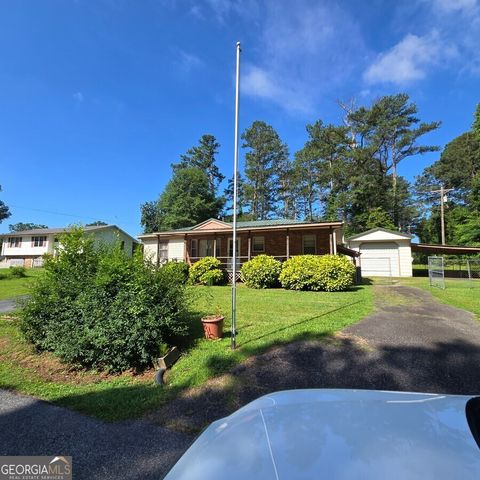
[0,389,193,480]
[0,295,27,313]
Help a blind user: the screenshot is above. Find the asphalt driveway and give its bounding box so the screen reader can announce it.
[0,295,27,313]
[0,389,193,480]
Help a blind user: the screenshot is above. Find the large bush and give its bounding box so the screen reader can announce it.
[279,255,323,291]
[20,228,189,372]
[189,256,224,285]
[161,261,189,284]
[316,254,356,292]
[241,255,281,288]
[279,254,355,292]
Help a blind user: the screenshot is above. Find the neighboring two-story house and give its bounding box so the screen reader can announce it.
[0,225,138,268]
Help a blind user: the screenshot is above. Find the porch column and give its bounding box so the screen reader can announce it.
[286,228,290,259]
[213,235,217,258]
[184,235,188,263]
[247,230,251,260]
[329,228,333,254]
[332,230,337,255]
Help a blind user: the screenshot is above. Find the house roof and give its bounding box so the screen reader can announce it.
[1,224,139,242]
[346,227,413,241]
[138,218,344,239]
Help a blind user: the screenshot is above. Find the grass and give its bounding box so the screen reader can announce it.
[0,268,43,300]
[399,276,480,320]
[0,283,373,421]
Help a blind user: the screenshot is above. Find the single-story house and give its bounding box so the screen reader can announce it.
[0,224,139,268]
[138,218,345,269]
[346,228,413,277]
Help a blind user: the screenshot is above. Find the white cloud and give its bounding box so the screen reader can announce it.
[73,91,84,104]
[242,66,311,114]
[240,0,367,115]
[363,31,453,85]
[430,0,477,13]
[177,50,204,74]
[192,0,259,24]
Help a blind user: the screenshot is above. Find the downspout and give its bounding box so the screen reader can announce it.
[156,234,160,267]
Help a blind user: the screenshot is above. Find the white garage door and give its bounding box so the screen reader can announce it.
[360,242,399,277]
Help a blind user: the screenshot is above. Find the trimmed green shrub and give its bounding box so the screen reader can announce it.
[161,261,189,284]
[20,227,189,372]
[316,254,356,292]
[9,266,26,278]
[241,255,281,288]
[189,257,224,285]
[279,255,323,291]
[279,254,355,292]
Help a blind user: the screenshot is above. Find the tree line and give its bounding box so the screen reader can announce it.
[142,93,480,245]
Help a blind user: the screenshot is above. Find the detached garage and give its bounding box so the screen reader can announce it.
[346,228,413,278]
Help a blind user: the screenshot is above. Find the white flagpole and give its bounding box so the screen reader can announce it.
[231,41,241,350]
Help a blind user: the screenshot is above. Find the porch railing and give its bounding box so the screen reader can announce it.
[189,256,288,271]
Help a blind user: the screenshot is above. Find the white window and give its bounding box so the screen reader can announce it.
[199,239,214,257]
[303,234,316,254]
[8,237,22,248]
[159,241,168,260]
[252,236,265,253]
[190,239,198,258]
[32,236,47,247]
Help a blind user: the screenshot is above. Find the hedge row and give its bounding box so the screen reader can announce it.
[242,254,355,292]
[164,254,356,291]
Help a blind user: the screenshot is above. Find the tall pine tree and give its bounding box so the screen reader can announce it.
[241,121,289,220]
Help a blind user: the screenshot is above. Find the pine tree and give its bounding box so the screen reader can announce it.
[173,134,224,194]
[241,121,289,220]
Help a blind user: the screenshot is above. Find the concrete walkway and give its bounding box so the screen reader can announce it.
[0,389,193,480]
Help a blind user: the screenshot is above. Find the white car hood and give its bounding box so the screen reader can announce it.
[165,389,480,480]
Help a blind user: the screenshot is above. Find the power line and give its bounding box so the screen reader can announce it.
[8,204,139,227]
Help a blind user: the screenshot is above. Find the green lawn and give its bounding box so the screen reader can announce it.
[0,268,43,300]
[399,276,480,320]
[0,283,373,421]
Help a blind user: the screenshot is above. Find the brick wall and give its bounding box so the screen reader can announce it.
[187,228,333,261]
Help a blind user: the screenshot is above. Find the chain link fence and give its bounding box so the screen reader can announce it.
[426,257,480,289]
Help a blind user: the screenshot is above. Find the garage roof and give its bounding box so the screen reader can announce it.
[347,227,413,241]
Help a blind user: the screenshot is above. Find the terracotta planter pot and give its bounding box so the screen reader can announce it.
[201,315,224,340]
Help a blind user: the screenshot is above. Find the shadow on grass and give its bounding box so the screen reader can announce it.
[236,300,363,349]
[12,334,480,438]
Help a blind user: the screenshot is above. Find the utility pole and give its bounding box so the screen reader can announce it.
[429,185,454,245]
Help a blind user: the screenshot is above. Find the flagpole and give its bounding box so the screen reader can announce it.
[231,41,241,350]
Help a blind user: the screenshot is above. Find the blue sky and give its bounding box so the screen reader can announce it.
[1,0,479,236]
